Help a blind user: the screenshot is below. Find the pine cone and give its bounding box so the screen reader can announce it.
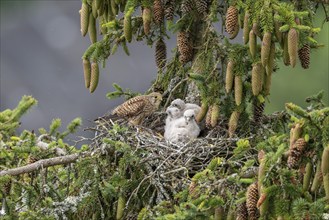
[155,38,167,69]
[2,180,12,196]
[142,7,152,35]
[265,43,276,76]
[177,31,193,64]
[89,62,99,93]
[288,28,298,67]
[225,60,234,93]
[80,2,90,36]
[205,105,213,129]
[124,15,132,42]
[236,202,248,220]
[195,0,208,17]
[234,75,243,106]
[83,58,91,89]
[261,32,272,66]
[28,155,39,164]
[243,12,250,44]
[181,0,194,15]
[298,44,310,69]
[225,6,239,38]
[228,110,240,137]
[251,62,264,96]
[88,13,97,43]
[246,182,259,220]
[253,99,265,124]
[288,138,306,169]
[153,0,164,25]
[211,104,220,128]
[283,33,290,66]
[249,30,257,59]
[165,0,175,21]
[189,181,197,197]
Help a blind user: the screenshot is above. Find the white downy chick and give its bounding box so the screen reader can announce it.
[164,106,183,140]
[166,109,200,143]
[170,98,201,116]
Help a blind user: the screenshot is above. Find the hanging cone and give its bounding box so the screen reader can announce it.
[2,180,12,196]
[298,44,310,69]
[243,11,250,44]
[165,0,175,21]
[153,0,164,25]
[251,62,264,96]
[246,182,259,220]
[83,58,91,89]
[210,104,220,128]
[228,110,240,137]
[288,138,306,169]
[261,32,272,66]
[288,28,298,67]
[181,0,194,15]
[142,7,152,35]
[88,13,97,44]
[265,43,275,76]
[252,22,261,37]
[28,155,39,164]
[196,101,208,123]
[177,31,193,64]
[249,30,257,59]
[205,105,213,129]
[80,2,90,36]
[124,15,132,42]
[225,60,234,93]
[89,62,99,93]
[195,0,208,17]
[225,6,239,38]
[236,202,248,220]
[234,75,243,106]
[155,38,167,69]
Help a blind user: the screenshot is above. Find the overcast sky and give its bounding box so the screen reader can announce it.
[0,1,177,141]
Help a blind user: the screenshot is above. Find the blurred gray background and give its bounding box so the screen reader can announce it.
[0,1,328,141]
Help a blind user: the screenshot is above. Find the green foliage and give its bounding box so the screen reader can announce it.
[106,83,140,100]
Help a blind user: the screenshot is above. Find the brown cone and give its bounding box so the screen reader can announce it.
[195,0,208,17]
[298,44,310,69]
[177,31,193,64]
[142,7,152,35]
[155,38,167,69]
[165,0,175,21]
[246,182,259,220]
[288,138,306,169]
[236,202,248,220]
[205,105,213,129]
[153,0,164,25]
[225,6,239,38]
[181,0,194,15]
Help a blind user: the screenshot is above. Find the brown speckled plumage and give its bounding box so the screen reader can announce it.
[112,92,162,125]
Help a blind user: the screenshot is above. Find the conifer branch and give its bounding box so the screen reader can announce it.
[0,152,91,177]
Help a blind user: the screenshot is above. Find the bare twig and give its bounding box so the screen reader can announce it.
[0,152,91,177]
